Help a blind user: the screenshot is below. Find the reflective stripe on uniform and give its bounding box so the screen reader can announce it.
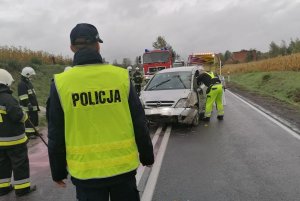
[25,128,35,133]
[0,133,28,146]
[0,178,11,188]
[66,139,136,155]
[14,179,30,190]
[21,106,38,112]
[0,106,7,122]
[21,106,29,112]
[68,152,138,172]
[20,113,28,123]
[19,94,29,100]
[27,89,33,94]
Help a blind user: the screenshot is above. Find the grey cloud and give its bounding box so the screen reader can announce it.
[0,0,299,63]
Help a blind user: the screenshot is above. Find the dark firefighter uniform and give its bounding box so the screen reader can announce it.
[48,48,154,201]
[0,84,34,196]
[18,76,39,138]
[197,71,224,120]
[133,70,143,95]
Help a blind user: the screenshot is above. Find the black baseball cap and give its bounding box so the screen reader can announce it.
[70,23,103,45]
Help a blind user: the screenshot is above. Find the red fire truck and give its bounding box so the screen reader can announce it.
[142,48,173,81]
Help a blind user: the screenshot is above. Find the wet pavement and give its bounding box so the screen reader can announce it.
[1,92,300,201]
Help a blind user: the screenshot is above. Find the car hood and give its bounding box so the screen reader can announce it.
[140,89,191,102]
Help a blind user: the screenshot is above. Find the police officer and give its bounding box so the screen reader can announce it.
[133,67,143,95]
[18,67,40,139]
[47,23,154,201]
[197,71,224,121]
[0,69,36,197]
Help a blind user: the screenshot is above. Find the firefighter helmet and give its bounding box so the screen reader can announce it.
[127,66,132,71]
[0,69,14,86]
[136,67,139,70]
[21,67,36,78]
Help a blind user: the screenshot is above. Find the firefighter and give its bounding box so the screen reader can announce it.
[0,69,36,197]
[18,67,40,139]
[47,23,154,201]
[127,66,133,81]
[133,67,143,95]
[197,71,224,121]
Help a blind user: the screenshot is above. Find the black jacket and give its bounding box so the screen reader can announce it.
[133,71,143,84]
[0,84,27,148]
[197,72,221,87]
[18,76,39,111]
[47,48,154,188]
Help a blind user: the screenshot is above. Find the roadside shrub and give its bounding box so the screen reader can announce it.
[7,59,22,71]
[293,89,300,102]
[262,74,271,83]
[31,57,43,65]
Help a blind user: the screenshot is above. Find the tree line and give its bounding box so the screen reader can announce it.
[221,38,300,64]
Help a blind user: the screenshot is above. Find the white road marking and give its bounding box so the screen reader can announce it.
[228,90,300,140]
[141,125,172,201]
[136,126,163,185]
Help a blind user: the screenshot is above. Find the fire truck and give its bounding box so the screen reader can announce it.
[142,48,173,81]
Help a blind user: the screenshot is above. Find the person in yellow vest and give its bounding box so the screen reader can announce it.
[197,71,224,121]
[47,23,154,201]
[0,69,36,197]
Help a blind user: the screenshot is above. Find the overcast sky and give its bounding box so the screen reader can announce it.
[1,0,300,63]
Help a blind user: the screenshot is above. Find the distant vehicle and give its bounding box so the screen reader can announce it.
[173,60,185,67]
[142,48,173,81]
[140,66,206,125]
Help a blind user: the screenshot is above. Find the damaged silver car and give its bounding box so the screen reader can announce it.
[140,66,206,126]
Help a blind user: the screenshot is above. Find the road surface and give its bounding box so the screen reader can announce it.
[1,91,300,201]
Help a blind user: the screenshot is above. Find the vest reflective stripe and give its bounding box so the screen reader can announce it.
[0,182,10,188]
[27,89,34,94]
[14,178,30,185]
[25,128,35,133]
[55,64,139,179]
[14,182,30,190]
[0,107,6,123]
[67,139,136,154]
[21,106,38,112]
[0,178,11,188]
[0,133,28,146]
[19,94,29,100]
[20,113,28,123]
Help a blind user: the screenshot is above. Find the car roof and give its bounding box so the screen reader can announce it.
[156,66,203,74]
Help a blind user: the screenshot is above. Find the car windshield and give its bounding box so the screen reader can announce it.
[148,66,166,74]
[145,71,192,91]
[143,52,170,64]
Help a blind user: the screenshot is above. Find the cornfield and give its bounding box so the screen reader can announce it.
[0,45,72,69]
[222,53,300,74]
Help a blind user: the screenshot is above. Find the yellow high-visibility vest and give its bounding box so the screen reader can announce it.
[205,72,215,78]
[55,64,139,179]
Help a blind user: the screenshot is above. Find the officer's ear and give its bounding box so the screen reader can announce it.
[70,45,77,53]
[96,43,100,52]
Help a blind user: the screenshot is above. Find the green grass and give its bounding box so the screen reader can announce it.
[229,71,300,108]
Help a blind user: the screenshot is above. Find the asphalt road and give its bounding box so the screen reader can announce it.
[1,91,300,201]
[152,92,300,201]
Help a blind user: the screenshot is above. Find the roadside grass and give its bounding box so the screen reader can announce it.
[223,53,300,74]
[229,72,300,108]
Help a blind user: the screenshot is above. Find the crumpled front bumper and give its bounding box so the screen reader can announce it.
[144,107,198,124]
